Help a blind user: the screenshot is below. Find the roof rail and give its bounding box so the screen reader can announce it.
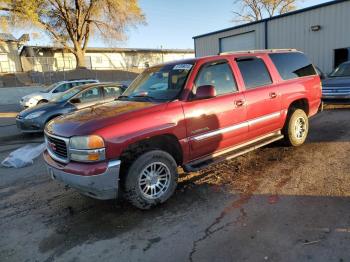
[220,49,297,55]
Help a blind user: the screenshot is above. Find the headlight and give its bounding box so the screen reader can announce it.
[25,111,45,119]
[69,135,105,162]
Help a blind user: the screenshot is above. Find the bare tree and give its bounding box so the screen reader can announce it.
[233,0,301,23]
[0,0,146,68]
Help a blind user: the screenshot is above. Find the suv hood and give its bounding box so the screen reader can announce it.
[322,77,350,88]
[46,100,163,137]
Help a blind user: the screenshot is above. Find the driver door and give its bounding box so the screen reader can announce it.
[182,60,248,161]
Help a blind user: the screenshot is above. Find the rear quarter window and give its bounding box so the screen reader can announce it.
[269,52,317,80]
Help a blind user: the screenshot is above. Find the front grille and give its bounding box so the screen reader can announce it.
[46,134,68,161]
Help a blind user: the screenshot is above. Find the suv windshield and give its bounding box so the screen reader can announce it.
[51,87,82,102]
[329,63,350,77]
[121,63,193,101]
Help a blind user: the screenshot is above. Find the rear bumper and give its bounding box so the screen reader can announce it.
[44,151,121,200]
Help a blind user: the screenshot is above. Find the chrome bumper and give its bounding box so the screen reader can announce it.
[46,160,121,200]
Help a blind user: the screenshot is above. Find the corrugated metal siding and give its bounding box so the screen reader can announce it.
[194,1,350,73]
[194,23,265,57]
[268,1,350,73]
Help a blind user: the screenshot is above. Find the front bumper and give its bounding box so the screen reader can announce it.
[44,151,121,200]
[16,117,44,132]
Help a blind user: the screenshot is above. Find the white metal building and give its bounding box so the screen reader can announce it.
[193,0,350,73]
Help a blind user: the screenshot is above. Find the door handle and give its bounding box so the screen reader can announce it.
[235,100,245,107]
[269,92,277,99]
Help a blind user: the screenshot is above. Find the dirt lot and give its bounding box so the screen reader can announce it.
[1,106,350,262]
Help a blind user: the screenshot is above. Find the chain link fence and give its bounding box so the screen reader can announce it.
[0,56,143,87]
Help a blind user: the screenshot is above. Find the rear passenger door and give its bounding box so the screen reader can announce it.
[236,57,282,140]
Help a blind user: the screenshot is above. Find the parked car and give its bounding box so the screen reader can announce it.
[16,82,126,132]
[20,79,99,108]
[43,50,322,209]
[322,61,350,102]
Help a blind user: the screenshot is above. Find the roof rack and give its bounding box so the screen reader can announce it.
[220,49,297,55]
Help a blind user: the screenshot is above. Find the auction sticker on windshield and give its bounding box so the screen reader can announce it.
[173,64,193,70]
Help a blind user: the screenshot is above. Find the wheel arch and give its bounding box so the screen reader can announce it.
[287,98,310,115]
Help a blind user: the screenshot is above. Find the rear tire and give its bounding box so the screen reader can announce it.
[283,108,309,147]
[123,150,178,209]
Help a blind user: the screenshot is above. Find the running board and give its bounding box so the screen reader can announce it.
[183,132,284,172]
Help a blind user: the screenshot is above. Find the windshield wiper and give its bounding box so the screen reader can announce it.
[130,94,157,101]
[116,95,130,101]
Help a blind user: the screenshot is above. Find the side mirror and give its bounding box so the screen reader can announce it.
[195,85,216,100]
[70,98,81,104]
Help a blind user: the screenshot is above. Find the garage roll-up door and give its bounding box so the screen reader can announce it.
[220,31,256,53]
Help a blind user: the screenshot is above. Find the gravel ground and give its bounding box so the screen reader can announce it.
[1,107,350,262]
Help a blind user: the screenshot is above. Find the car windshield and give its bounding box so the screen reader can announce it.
[329,63,350,77]
[51,87,82,102]
[41,83,60,93]
[121,63,194,101]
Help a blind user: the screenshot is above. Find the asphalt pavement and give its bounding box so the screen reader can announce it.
[1,106,350,262]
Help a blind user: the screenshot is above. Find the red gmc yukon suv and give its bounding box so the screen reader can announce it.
[44,49,322,209]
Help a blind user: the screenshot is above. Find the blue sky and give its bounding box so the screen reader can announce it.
[15,0,330,49]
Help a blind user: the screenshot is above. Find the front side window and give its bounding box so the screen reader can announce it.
[194,61,237,96]
[269,52,317,80]
[329,62,350,77]
[122,63,193,101]
[237,58,272,89]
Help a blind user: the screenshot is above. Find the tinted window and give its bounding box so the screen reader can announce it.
[104,86,122,98]
[269,52,316,80]
[195,61,237,95]
[237,58,272,89]
[76,87,101,103]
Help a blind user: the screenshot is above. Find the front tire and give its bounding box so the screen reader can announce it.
[283,108,309,147]
[123,150,178,209]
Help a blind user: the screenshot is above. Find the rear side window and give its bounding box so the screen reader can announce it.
[237,58,272,89]
[269,52,317,80]
[195,61,237,95]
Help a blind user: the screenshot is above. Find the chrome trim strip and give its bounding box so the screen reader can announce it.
[108,160,121,168]
[191,111,281,142]
[248,112,281,126]
[192,122,248,141]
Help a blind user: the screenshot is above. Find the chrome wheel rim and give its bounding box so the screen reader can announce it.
[294,116,307,139]
[138,162,171,200]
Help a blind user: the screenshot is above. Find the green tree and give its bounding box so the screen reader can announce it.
[0,0,145,68]
[233,0,300,23]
